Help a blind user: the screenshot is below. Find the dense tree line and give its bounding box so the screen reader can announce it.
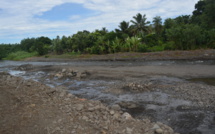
[0,0,214,59]
[0,44,21,59]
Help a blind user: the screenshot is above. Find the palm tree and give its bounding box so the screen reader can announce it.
[116,21,130,34]
[153,16,163,36]
[130,13,150,35]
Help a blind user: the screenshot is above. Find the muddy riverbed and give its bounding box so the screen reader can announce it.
[1,59,215,134]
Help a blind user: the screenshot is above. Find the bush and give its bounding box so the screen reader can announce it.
[163,41,175,50]
[137,44,147,52]
[4,51,38,61]
[147,45,165,52]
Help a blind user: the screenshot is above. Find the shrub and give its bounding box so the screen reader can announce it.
[4,51,38,61]
[147,45,165,52]
[137,44,147,52]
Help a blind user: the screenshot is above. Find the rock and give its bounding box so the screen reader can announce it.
[67,73,73,77]
[122,112,132,120]
[55,73,63,79]
[101,130,107,134]
[88,107,94,111]
[110,110,115,115]
[76,72,82,78]
[76,71,89,78]
[127,103,137,109]
[152,124,160,130]
[126,127,133,134]
[82,116,89,121]
[111,104,121,111]
[15,64,33,71]
[62,69,67,73]
[67,93,74,98]
[113,113,120,118]
[59,92,66,97]
[80,73,87,78]
[26,82,32,86]
[75,104,84,111]
[30,104,36,107]
[155,128,163,134]
[119,102,137,109]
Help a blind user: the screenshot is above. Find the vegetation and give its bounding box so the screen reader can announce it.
[0,0,214,60]
[4,51,38,61]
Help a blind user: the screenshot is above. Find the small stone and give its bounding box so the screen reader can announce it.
[67,93,74,98]
[55,73,63,78]
[62,69,67,73]
[127,103,137,109]
[58,119,62,123]
[126,127,133,134]
[55,127,60,131]
[67,73,73,77]
[59,92,66,97]
[113,113,120,118]
[88,107,94,111]
[26,82,32,86]
[30,104,36,107]
[103,126,108,130]
[80,73,87,78]
[122,112,132,120]
[152,124,160,130]
[155,128,163,134]
[82,116,89,121]
[75,104,84,111]
[110,110,115,115]
[111,104,121,111]
[101,130,107,134]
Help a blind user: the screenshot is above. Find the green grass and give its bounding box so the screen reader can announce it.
[4,51,38,61]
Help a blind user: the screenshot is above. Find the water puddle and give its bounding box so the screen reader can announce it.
[188,78,215,86]
[8,70,26,76]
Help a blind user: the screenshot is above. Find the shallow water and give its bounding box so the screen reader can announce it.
[188,78,215,86]
[1,60,215,68]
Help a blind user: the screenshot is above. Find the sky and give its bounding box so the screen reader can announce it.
[0,0,199,44]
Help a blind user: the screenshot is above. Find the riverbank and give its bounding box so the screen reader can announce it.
[0,72,177,134]
[1,50,215,134]
[25,49,215,62]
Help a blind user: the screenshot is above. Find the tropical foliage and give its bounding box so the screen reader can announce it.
[0,0,214,59]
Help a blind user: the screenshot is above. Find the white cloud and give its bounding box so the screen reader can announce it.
[0,0,199,43]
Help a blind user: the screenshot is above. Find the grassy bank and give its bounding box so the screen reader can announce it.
[4,51,38,61]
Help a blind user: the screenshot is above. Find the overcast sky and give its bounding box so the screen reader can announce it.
[0,0,199,44]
